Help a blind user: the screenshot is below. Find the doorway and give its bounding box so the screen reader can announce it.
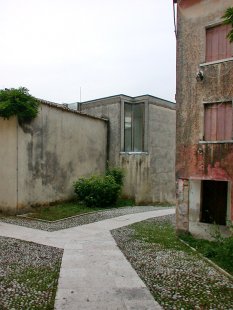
[200,180,228,225]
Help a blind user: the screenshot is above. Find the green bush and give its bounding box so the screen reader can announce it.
[106,167,124,187]
[0,87,39,122]
[73,175,121,208]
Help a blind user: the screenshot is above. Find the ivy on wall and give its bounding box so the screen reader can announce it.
[222,7,233,43]
[0,87,39,122]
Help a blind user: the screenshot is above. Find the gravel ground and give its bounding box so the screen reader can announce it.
[0,236,63,310]
[112,214,233,310]
[0,206,168,231]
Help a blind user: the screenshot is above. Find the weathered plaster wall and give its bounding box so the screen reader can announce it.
[176,0,233,233]
[81,98,121,165]
[0,117,18,212]
[119,153,152,204]
[0,103,107,213]
[82,95,176,204]
[148,103,176,203]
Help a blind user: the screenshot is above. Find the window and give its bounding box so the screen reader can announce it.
[204,102,232,141]
[206,24,232,62]
[124,102,144,152]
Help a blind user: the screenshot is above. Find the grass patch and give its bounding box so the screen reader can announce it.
[133,219,189,251]
[179,232,233,275]
[112,215,233,309]
[0,237,63,310]
[3,265,61,309]
[27,198,135,221]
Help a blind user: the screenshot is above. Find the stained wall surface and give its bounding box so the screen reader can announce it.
[82,95,176,204]
[0,117,18,212]
[176,0,233,234]
[0,102,107,213]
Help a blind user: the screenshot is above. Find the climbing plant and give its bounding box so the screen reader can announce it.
[0,87,39,122]
[222,7,233,43]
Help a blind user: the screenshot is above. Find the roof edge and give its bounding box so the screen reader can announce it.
[38,99,108,122]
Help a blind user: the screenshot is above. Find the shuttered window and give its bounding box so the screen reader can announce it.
[204,102,232,141]
[206,24,232,62]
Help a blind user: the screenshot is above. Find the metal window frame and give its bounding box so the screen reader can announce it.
[121,100,148,153]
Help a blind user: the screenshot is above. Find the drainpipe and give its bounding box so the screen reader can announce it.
[106,119,110,170]
[16,119,19,211]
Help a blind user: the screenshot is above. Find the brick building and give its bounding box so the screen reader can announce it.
[175,0,233,237]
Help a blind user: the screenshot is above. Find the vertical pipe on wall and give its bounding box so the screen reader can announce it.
[16,119,19,211]
[106,119,110,170]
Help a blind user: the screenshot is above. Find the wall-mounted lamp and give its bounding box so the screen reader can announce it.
[196,70,204,81]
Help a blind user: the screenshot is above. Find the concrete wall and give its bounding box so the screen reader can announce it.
[176,0,233,235]
[0,102,107,213]
[80,97,121,165]
[148,103,176,203]
[0,117,18,212]
[82,95,176,204]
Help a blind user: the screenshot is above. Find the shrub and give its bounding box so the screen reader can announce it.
[0,87,39,122]
[106,167,124,187]
[73,175,121,208]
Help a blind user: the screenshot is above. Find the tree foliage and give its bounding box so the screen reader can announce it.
[0,87,39,122]
[222,7,233,43]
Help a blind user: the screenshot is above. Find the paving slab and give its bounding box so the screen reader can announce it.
[0,208,175,309]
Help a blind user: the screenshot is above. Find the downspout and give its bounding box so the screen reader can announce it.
[16,119,19,211]
[106,118,110,170]
[173,0,177,38]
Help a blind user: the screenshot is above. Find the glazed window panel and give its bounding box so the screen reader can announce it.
[124,103,132,152]
[204,102,232,141]
[206,24,232,62]
[124,103,144,152]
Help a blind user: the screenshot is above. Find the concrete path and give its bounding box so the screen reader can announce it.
[0,208,175,309]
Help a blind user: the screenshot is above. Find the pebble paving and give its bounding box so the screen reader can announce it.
[112,214,233,310]
[1,208,232,309]
[0,236,63,309]
[0,206,166,231]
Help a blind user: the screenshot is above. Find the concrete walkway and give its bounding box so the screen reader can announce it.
[0,208,175,309]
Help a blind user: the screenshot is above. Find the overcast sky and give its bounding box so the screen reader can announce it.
[0,0,176,103]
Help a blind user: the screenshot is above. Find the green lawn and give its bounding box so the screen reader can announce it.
[112,217,233,309]
[179,232,233,275]
[27,199,134,221]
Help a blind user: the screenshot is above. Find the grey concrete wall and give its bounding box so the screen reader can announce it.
[0,102,107,213]
[82,95,176,204]
[148,103,176,203]
[0,117,18,212]
[119,153,151,204]
[81,99,121,165]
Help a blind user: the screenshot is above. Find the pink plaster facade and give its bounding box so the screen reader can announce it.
[175,0,233,237]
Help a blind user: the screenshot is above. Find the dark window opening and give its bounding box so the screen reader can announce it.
[200,180,228,225]
[124,102,144,152]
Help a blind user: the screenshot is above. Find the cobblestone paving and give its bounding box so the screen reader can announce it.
[112,215,233,310]
[0,206,168,231]
[0,236,63,310]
